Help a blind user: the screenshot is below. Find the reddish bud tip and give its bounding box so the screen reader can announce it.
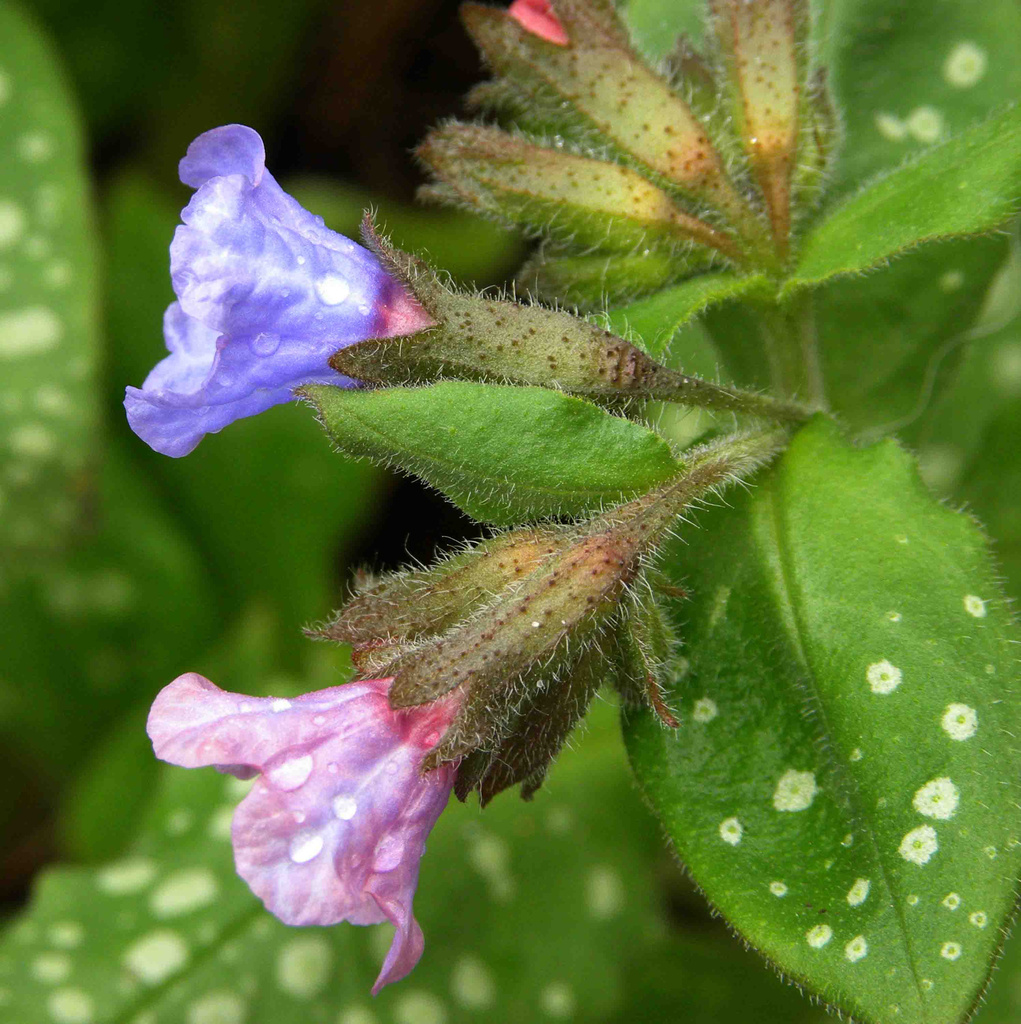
[508,0,569,45]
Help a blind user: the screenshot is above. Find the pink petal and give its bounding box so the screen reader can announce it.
[508,0,569,45]
[147,672,461,992]
[147,672,383,774]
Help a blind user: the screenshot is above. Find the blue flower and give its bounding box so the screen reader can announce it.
[125,125,430,457]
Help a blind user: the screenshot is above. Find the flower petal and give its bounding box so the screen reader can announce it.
[125,124,433,457]
[509,0,569,45]
[179,123,266,188]
[147,672,385,774]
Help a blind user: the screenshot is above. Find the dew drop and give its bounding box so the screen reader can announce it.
[289,831,324,864]
[373,835,405,872]
[267,754,313,791]
[249,333,280,356]
[333,795,358,820]
[315,274,351,305]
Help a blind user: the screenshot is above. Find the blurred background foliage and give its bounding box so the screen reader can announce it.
[2,0,1021,1021]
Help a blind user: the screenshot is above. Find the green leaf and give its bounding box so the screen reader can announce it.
[624,417,1021,1024]
[820,1,1021,196]
[788,106,1021,292]
[303,382,681,526]
[0,438,218,784]
[621,0,704,62]
[0,3,99,561]
[605,273,768,360]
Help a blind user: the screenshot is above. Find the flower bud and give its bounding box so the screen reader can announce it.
[311,527,567,675]
[418,123,742,261]
[317,428,786,803]
[707,0,816,251]
[330,220,808,423]
[460,1,750,220]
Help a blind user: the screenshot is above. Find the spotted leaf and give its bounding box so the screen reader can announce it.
[624,418,1021,1024]
[0,4,99,562]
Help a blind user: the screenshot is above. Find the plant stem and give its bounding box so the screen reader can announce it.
[760,292,827,408]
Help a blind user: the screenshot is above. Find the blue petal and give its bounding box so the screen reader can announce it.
[125,125,419,458]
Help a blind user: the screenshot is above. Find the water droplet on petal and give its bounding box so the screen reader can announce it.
[289,831,324,864]
[249,332,280,356]
[373,835,405,872]
[315,274,351,306]
[332,795,357,820]
[267,754,313,791]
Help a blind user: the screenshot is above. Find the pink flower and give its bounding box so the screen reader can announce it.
[508,0,569,45]
[147,672,460,993]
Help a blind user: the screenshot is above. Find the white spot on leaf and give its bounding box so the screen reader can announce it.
[123,930,189,985]
[969,911,988,929]
[48,922,84,949]
[867,660,902,694]
[963,594,987,618]
[942,703,978,741]
[875,112,908,141]
[806,924,833,949]
[539,981,575,1018]
[0,307,62,358]
[586,865,625,919]
[692,697,718,723]
[719,817,743,845]
[187,990,246,1024]
[847,878,871,907]
[450,955,495,1009]
[19,132,54,162]
[940,942,962,961]
[96,858,156,895]
[944,42,987,88]
[0,200,25,249]
[942,893,961,911]
[276,937,332,998]
[394,990,447,1024]
[772,769,818,812]
[906,106,944,144]
[913,777,960,820]
[32,951,72,984]
[899,825,938,865]
[769,881,788,897]
[150,868,219,918]
[47,988,93,1024]
[845,936,868,962]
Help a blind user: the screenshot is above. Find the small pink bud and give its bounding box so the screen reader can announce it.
[508,0,569,45]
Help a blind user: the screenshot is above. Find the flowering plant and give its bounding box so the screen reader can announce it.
[3,1,1021,1023]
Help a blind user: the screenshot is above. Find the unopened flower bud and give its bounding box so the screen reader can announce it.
[418,123,744,262]
[707,0,820,251]
[316,428,784,803]
[331,220,807,423]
